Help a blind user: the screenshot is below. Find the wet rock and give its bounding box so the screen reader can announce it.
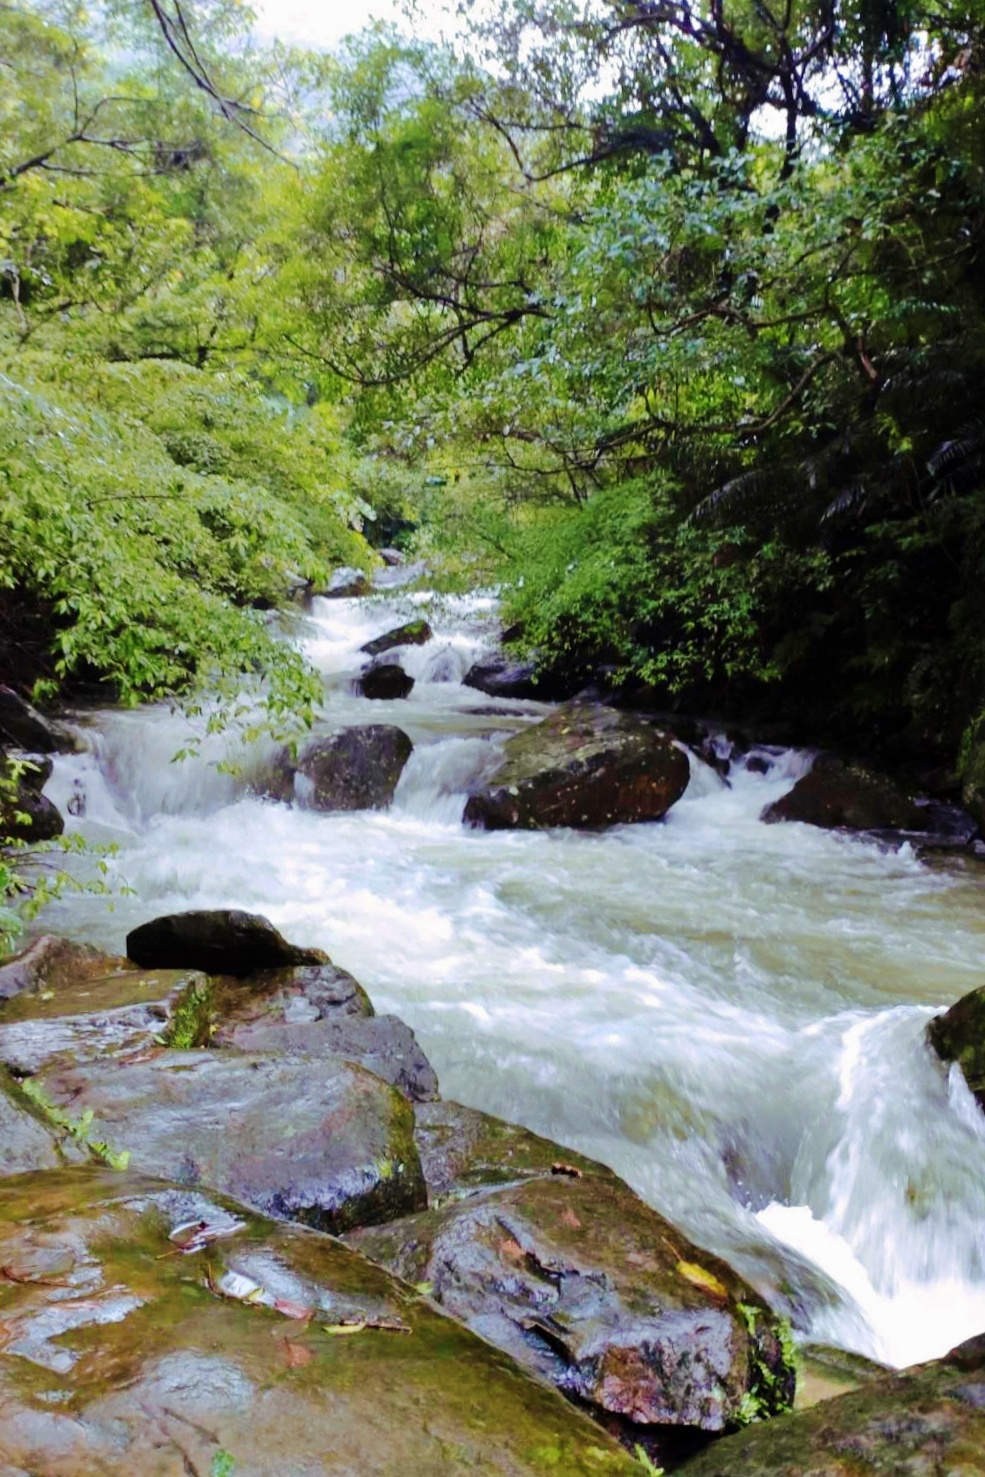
[0,1073,65,1174]
[927,983,985,1109]
[34,1050,427,1235]
[0,934,129,1003]
[125,909,325,977]
[379,545,406,565]
[360,619,432,657]
[464,655,545,700]
[357,661,415,701]
[678,1331,985,1476]
[349,1172,794,1443]
[316,565,373,598]
[0,769,64,842]
[0,1166,637,1476]
[214,959,375,1025]
[215,1013,439,1102]
[0,685,63,752]
[463,703,691,830]
[414,1098,614,1204]
[296,725,413,810]
[2,748,53,791]
[0,998,172,1076]
[761,754,929,831]
[795,1343,891,1411]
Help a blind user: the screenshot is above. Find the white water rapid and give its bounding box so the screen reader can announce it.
[41,587,985,1370]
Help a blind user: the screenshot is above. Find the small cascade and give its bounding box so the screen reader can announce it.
[35,584,985,1370]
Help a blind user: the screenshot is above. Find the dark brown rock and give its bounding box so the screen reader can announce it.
[927,983,985,1109]
[678,1332,985,1476]
[0,777,64,842]
[0,1166,638,1476]
[464,655,544,700]
[348,1171,793,1442]
[295,725,413,810]
[360,619,432,657]
[761,754,929,831]
[34,1049,427,1235]
[463,703,691,830]
[357,662,415,700]
[125,909,325,977]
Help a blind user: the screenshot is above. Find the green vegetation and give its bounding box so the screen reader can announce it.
[20,1075,131,1169]
[2,0,984,946]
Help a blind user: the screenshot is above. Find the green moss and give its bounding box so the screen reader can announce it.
[160,973,215,1049]
[18,1077,130,1170]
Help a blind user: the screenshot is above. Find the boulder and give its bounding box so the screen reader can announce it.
[464,655,544,700]
[349,1150,794,1450]
[0,933,129,1002]
[678,1332,985,1476]
[360,619,432,657]
[212,959,375,1026]
[317,565,373,598]
[0,770,64,842]
[214,1014,439,1102]
[927,983,985,1109]
[379,546,406,565]
[32,1049,427,1235]
[463,704,691,830]
[295,725,413,810]
[125,909,325,977]
[761,754,928,831]
[0,685,64,752]
[0,1167,638,1476]
[358,661,415,701]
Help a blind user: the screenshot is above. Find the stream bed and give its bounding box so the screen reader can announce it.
[41,587,985,1370]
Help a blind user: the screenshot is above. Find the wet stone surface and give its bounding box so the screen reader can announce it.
[0,1166,637,1476]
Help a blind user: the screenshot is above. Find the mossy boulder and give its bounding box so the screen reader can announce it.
[0,1166,638,1476]
[360,619,432,657]
[761,754,928,831]
[463,703,691,830]
[678,1332,985,1476]
[31,1050,427,1234]
[927,983,985,1109]
[349,1169,794,1449]
[125,909,325,977]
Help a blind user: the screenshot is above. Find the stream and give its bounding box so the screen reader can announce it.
[40,585,985,1371]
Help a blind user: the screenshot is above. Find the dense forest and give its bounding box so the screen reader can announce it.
[2,0,984,818]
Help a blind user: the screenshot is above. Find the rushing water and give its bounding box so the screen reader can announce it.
[41,587,985,1370]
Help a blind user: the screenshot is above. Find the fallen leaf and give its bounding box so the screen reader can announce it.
[322,1316,410,1336]
[551,1162,583,1179]
[322,1321,367,1336]
[278,1338,313,1368]
[499,1238,526,1262]
[169,1217,247,1254]
[560,1208,582,1229]
[676,1260,729,1300]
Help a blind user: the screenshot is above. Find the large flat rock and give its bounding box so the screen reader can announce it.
[0,1166,637,1476]
[33,1049,427,1234]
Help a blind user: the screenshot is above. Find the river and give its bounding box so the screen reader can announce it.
[41,584,985,1370]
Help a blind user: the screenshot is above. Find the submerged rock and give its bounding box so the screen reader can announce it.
[927,983,985,1109]
[296,725,413,810]
[126,909,325,977]
[33,1049,427,1234]
[0,1166,637,1476]
[357,661,415,700]
[678,1332,985,1476]
[350,1137,794,1449]
[463,703,691,830]
[360,619,432,657]
[761,754,928,831]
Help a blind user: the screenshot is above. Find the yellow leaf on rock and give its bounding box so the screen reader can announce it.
[676,1261,729,1300]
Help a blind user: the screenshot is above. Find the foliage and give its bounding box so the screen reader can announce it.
[20,1075,131,1170]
